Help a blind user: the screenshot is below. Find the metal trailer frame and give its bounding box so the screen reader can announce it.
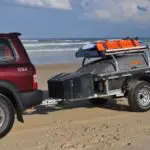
[80,46,150,99]
[48,45,150,103]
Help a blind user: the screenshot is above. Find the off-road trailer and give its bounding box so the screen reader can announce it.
[48,38,150,112]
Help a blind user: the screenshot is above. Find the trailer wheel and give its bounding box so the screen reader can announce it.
[89,98,108,105]
[128,81,150,112]
[0,94,15,139]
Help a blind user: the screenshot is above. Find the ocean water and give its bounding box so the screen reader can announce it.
[22,38,150,65]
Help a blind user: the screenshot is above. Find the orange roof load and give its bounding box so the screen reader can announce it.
[96,38,140,52]
[132,39,140,46]
[96,42,105,51]
[105,41,121,49]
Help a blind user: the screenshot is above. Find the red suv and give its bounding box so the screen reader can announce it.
[0,33,42,138]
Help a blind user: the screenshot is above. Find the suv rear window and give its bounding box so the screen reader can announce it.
[0,39,14,61]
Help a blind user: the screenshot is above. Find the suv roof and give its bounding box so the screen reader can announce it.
[0,32,31,64]
[0,32,21,38]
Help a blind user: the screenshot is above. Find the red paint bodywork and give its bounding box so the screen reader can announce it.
[0,33,37,92]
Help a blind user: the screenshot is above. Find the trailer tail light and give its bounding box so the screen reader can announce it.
[33,74,38,90]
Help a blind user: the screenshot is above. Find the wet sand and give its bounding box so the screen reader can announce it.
[0,63,150,150]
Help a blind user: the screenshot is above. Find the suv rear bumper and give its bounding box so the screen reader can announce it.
[20,90,43,110]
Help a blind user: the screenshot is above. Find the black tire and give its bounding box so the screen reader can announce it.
[89,98,108,105]
[128,81,150,112]
[0,94,15,139]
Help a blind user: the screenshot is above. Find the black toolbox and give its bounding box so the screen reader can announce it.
[48,72,94,100]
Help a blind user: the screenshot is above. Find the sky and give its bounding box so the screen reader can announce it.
[0,0,150,38]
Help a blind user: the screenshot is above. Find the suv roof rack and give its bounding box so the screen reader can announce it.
[0,32,21,37]
[9,32,21,36]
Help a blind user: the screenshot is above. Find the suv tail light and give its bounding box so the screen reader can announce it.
[33,74,38,90]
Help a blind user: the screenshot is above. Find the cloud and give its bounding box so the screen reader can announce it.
[1,0,150,24]
[81,0,150,23]
[15,0,72,10]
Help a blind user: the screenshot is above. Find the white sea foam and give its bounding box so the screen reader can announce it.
[23,39,150,54]
[21,40,39,43]
[23,42,88,48]
[26,48,78,53]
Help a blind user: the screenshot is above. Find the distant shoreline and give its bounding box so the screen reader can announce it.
[24,38,150,65]
[21,37,150,41]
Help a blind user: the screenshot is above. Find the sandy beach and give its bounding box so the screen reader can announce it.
[0,63,150,150]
